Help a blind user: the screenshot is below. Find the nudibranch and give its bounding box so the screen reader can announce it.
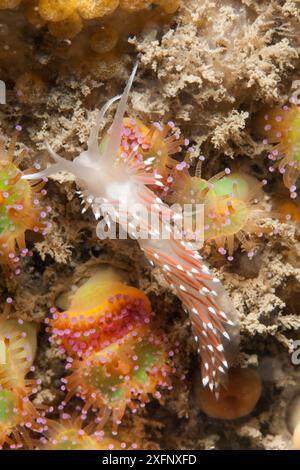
[62,326,171,428]
[0,132,48,267]
[24,65,238,393]
[256,104,300,197]
[39,416,133,450]
[174,170,272,258]
[0,318,39,448]
[49,268,153,357]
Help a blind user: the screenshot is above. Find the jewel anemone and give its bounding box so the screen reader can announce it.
[49,268,153,358]
[0,132,48,267]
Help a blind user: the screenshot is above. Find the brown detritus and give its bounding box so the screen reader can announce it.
[15,72,47,105]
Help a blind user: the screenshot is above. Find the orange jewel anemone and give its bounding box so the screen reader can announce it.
[63,326,171,428]
[0,318,39,448]
[173,169,272,258]
[50,268,153,357]
[0,132,48,266]
[39,416,133,450]
[255,104,300,197]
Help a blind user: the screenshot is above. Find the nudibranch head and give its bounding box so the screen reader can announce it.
[63,326,172,428]
[50,269,153,357]
[0,133,48,266]
[22,65,170,210]
[40,416,131,450]
[256,104,300,197]
[0,318,38,448]
[175,170,271,257]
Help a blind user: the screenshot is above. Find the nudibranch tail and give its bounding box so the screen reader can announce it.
[141,238,238,392]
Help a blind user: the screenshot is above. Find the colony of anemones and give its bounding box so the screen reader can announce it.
[0,49,298,448]
[0,131,49,271]
[0,318,39,449]
[49,268,174,431]
[0,274,171,448]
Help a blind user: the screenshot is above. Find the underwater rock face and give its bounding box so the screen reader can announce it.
[0,1,179,80]
[0,0,299,452]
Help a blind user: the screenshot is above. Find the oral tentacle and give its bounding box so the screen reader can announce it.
[102,63,138,166]
[88,94,122,157]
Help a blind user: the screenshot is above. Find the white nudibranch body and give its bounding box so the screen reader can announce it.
[24,65,239,393]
